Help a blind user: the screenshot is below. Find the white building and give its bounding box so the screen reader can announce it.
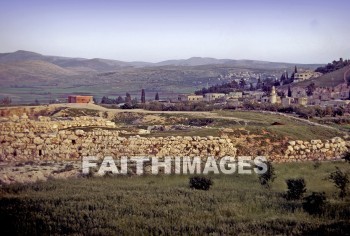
[227,91,243,99]
[178,94,204,102]
[294,71,322,82]
[204,93,225,102]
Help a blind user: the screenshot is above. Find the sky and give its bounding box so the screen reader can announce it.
[0,0,349,63]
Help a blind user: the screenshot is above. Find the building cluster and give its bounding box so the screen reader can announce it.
[178,83,350,109]
[293,70,323,82]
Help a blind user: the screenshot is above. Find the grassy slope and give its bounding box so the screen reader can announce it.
[56,108,344,140]
[0,162,349,235]
[215,111,343,140]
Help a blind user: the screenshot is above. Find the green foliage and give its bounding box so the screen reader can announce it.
[306,83,316,96]
[258,161,276,188]
[187,118,214,126]
[195,80,239,95]
[315,58,350,74]
[328,167,349,198]
[302,192,327,215]
[189,176,213,190]
[285,178,307,200]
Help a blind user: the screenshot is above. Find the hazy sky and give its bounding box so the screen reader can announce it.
[0,0,349,63]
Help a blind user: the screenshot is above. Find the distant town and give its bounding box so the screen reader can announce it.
[47,58,350,119]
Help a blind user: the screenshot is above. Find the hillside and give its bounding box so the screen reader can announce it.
[0,60,78,86]
[0,50,321,70]
[291,65,350,88]
[0,50,322,103]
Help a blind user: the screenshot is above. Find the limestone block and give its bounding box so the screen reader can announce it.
[33,137,44,145]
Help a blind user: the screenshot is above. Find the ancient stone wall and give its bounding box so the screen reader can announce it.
[280,138,347,162]
[0,115,348,162]
[0,116,237,161]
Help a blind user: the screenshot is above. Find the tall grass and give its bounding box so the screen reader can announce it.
[0,162,349,235]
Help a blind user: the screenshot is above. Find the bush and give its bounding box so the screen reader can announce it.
[258,161,276,188]
[285,178,306,200]
[342,151,350,163]
[303,192,326,215]
[187,118,214,126]
[328,167,349,198]
[313,161,321,169]
[189,176,213,190]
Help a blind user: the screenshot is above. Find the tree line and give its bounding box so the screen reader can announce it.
[101,90,160,105]
[315,58,350,74]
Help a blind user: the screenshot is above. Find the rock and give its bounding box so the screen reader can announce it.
[296,140,303,145]
[75,129,85,136]
[138,129,151,134]
[288,141,296,146]
[33,137,44,145]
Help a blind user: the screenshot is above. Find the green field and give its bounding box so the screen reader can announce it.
[0,162,349,235]
[214,111,343,140]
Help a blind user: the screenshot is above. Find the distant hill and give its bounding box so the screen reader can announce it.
[0,60,78,86]
[0,50,323,103]
[155,57,320,70]
[0,50,135,72]
[0,50,321,70]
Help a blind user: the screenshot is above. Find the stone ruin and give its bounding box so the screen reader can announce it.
[0,114,348,162]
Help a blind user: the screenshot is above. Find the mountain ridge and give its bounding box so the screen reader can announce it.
[0,50,322,70]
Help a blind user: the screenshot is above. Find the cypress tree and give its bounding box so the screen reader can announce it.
[141,89,146,103]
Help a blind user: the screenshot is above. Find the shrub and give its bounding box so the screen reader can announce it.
[303,192,326,215]
[328,167,349,198]
[285,178,306,200]
[342,151,350,163]
[187,118,214,126]
[189,176,213,190]
[258,161,276,188]
[313,161,321,169]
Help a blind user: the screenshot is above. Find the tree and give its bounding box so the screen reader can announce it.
[125,93,132,104]
[116,96,124,104]
[303,192,326,215]
[280,73,286,84]
[101,96,107,104]
[141,89,146,103]
[294,65,298,74]
[288,86,292,97]
[239,78,246,89]
[342,151,350,163]
[249,83,254,91]
[258,161,276,188]
[274,81,281,87]
[285,178,307,200]
[306,83,316,96]
[256,78,262,89]
[328,167,349,198]
[155,92,159,101]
